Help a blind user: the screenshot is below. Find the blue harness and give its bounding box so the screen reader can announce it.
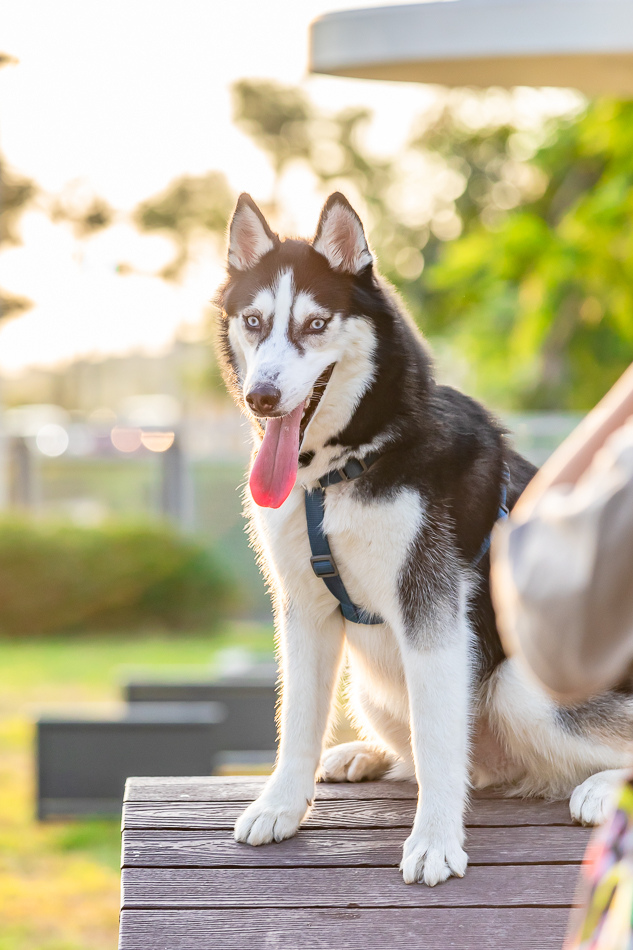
[304,454,510,626]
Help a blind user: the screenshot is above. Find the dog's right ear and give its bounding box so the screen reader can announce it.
[227,194,277,271]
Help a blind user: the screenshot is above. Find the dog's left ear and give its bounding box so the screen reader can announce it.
[313,193,373,274]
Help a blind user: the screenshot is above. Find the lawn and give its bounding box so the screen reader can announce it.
[0,624,274,950]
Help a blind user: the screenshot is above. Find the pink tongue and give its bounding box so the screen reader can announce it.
[249,403,304,508]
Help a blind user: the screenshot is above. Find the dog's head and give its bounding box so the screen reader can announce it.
[217,192,376,509]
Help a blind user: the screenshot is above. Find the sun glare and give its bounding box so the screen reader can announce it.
[1,0,581,374]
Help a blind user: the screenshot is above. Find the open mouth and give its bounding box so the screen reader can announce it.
[249,363,335,509]
[299,363,335,440]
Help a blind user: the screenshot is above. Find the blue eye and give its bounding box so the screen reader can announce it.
[244,313,261,329]
[309,317,327,331]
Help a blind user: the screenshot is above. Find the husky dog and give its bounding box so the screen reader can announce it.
[216,192,632,886]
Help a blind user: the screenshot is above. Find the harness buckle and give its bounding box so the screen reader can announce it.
[310,554,339,578]
[340,457,368,481]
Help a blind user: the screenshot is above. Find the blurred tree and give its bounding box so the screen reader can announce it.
[232,81,633,410]
[50,180,114,238]
[426,99,633,409]
[132,78,632,410]
[0,159,37,320]
[134,171,235,280]
[232,79,313,196]
[0,53,36,321]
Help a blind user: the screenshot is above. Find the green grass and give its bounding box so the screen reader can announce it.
[0,624,274,950]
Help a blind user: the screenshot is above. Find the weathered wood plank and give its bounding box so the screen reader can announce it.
[122,797,573,831]
[122,825,591,868]
[121,864,581,909]
[118,907,572,949]
[124,777,419,802]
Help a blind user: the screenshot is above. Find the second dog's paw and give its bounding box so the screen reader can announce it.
[320,741,392,782]
[234,797,306,846]
[399,831,468,887]
[570,772,620,826]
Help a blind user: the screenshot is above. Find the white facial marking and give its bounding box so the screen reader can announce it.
[231,268,351,420]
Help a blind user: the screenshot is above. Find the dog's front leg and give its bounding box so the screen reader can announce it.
[397,619,472,886]
[234,606,345,846]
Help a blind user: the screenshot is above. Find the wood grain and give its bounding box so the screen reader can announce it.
[124,777,419,802]
[121,864,581,909]
[122,825,591,869]
[122,797,573,830]
[118,779,590,950]
[118,907,573,949]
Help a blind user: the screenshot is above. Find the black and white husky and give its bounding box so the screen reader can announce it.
[216,192,632,886]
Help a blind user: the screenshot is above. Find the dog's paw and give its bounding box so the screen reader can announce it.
[320,741,392,783]
[570,771,621,826]
[399,831,468,887]
[234,796,306,846]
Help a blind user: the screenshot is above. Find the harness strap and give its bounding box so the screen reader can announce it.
[472,463,511,567]
[317,452,381,489]
[305,487,384,625]
[305,456,512,626]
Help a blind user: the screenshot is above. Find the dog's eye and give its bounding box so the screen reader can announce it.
[308,317,327,332]
[244,313,261,329]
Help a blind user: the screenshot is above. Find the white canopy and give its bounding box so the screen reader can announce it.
[310,0,633,94]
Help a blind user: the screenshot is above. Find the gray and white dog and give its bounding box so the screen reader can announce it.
[216,192,632,886]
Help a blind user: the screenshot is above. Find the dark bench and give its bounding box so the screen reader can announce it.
[36,671,278,818]
[37,703,224,819]
[124,674,278,753]
[119,776,589,949]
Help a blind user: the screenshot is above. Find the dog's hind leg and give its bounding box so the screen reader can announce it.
[321,740,397,782]
[485,658,633,824]
[570,770,630,825]
[321,671,415,782]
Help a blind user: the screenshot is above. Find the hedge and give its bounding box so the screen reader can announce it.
[0,518,237,636]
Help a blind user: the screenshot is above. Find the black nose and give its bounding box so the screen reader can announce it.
[246,383,281,416]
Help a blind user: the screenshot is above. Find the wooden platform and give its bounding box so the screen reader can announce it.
[119,776,591,949]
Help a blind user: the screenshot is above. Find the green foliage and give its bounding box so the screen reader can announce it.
[50,189,114,238]
[426,100,633,409]
[232,80,314,177]
[130,79,633,410]
[134,171,235,279]
[0,159,37,248]
[0,157,37,321]
[231,83,633,410]
[0,518,236,636]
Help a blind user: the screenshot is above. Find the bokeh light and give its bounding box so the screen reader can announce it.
[35,423,69,457]
[110,426,142,453]
[140,430,175,453]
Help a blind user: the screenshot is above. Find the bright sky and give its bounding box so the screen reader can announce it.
[0,0,438,373]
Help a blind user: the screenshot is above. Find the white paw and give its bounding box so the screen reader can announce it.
[234,796,306,846]
[570,772,619,826]
[399,831,468,887]
[321,741,391,782]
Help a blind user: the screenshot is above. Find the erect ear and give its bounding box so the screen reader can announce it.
[227,194,277,271]
[312,193,373,274]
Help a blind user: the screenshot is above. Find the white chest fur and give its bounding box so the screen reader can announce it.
[251,480,423,625]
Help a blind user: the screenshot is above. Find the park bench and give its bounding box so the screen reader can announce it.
[119,775,590,949]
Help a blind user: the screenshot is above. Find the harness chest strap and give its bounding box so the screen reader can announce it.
[304,456,511,626]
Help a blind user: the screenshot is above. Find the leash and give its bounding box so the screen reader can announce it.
[304,455,511,626]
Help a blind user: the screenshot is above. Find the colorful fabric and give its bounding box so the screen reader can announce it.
[566,778,633,950]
